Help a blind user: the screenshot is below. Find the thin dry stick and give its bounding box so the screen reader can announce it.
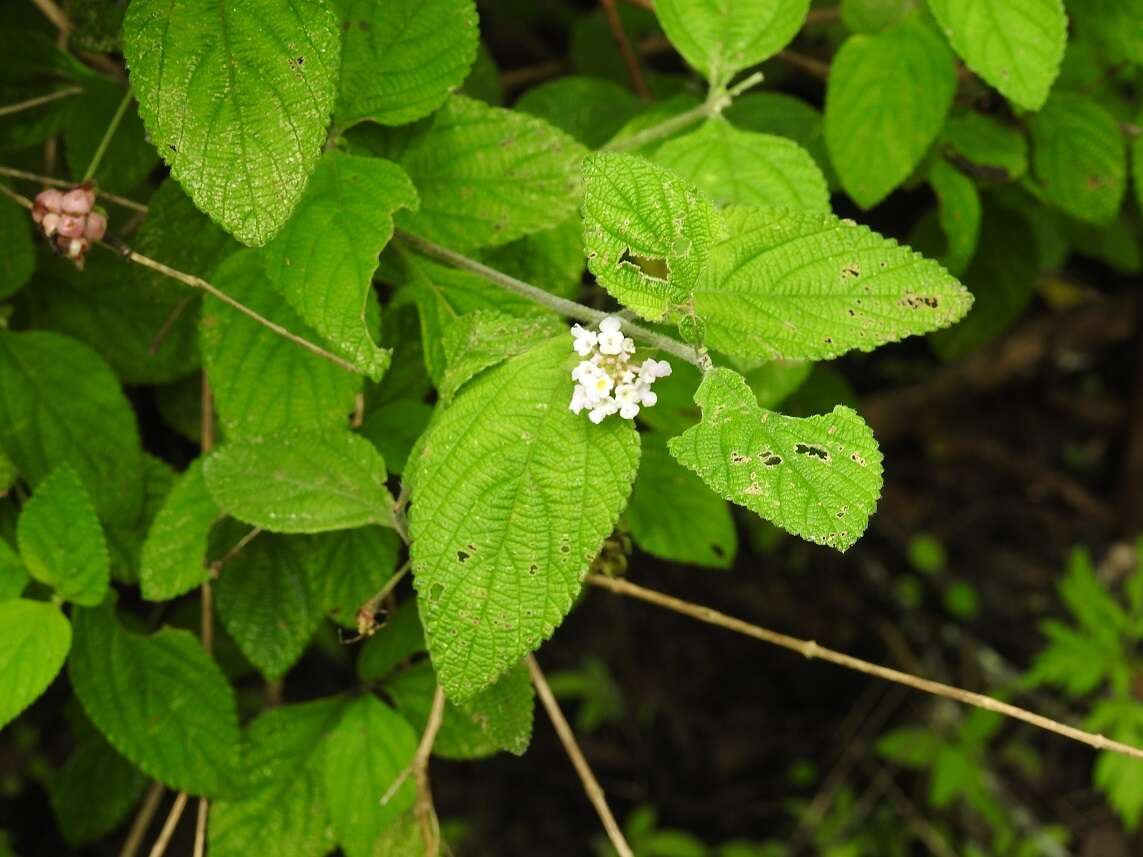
[413,685,447,857]
[525,654,634,857]
[194,380,214,857]
[118,782,165,857]
[776,49,831,80]
[192,800,208,857]
[0,165,149,212]
[31,0,70,32]
[355,559,412,637]
[600,0,651,99]
[0,86,82,118]
[146,791,189,857]
[586,574,1143,762]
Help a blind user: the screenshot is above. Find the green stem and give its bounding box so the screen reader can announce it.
[82,86,133,184]
[394,229,711,371]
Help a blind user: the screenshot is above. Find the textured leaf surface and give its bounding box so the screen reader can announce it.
[655,0,809,83]
[440,311,563,402]
[627,434,737,569]
[204,429,395,533]
[216,533,324,679]
[0,540,27,601]
[669,368,883,551]
[123,0,340,245]
[0,196,34,300]
[203,251,361,435]
[825,21,956,208]
[140,459,220,601]
[70,603,240,795]
[928,158,982,277]
[210,698,343,857]
[410,336,640,699]
[928,0,1066,110]
[0,331,143,525]
[1029,94,1127,226]
[334,0,478,127]
[321,694,418,857]
[0,599,71,729]
[17,466,108,606]
[263,152,418,378]
[582,152,724,321]
[311,527,401,628]
[395,95,586,250]
[723,93,831,186]
[515,76,643,149]
[689,205,973,362]
[941,113,1028,181]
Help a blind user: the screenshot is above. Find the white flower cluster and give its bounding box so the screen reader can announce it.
[569,316,671,423]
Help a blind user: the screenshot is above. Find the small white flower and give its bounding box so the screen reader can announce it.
[569,384,590,414]
[637,385,658,408]
[572,360,601,384]
[599,316,622,333]
[597,328,625,355]
[622,337,636,355]
[589,397,619,424]
[614,384,641,420]
[570,324,597,356]
[587,372,614,398]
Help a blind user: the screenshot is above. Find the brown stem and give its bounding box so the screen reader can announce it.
[31,0,70,32]
[413,685,447,857]
[0,86,82,118]
[0,166,148,213]
[526,654,634,857]
[600,0,651,99]
[146,792,188,857]
[776,49,830,81]
[118,782,165,857]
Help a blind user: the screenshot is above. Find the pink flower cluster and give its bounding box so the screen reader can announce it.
[32,185,107,269]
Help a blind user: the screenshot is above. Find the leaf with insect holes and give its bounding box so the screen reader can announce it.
[140,459,220,602]
[262,151,418,380]
[409,336,640,700]
[927,0,1066,111]
[204,429,395,534]
[123,0,340,245]
[582,152,725,322]
[17,466,109,606]
[654,0,809,84]
[334,0,478,128]
[0,599,71,730]
[669,368,883,551]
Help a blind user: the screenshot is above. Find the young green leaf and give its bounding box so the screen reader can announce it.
[409,336,640,699]
[668,368,883,551]
[204,429,395,533]
[334,0,478,128]
[262,151,418,379]
[202,251,361,435]
[825,20,956,208]
[515,75,644,149]
[928,158,982,277]
[0,195,34,300]
[440,311,563,402]
[17,465,109,606]
[69,601,241,796]
[1029,93,1127,226]
[0,599,71,730]
[215,533,325,679]
[321,694,419,857]
[394,95,586,250]
[0,331,143,525]
[1090,700,1143,831]
[139,459,220,601]
[123,0,341,245]
[627,433,737,569]
[210,697,345,857]
[688,205,973,363]
[582,152,724,321]
[655,118,831,213]
[311,526,402,629]
[927,0,1066,110]
[654,0,809,85]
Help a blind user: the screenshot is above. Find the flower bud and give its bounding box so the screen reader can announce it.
[57,214,86,239]
[41,212,60,237]
[60,185,95,215]
[84,211,108,241]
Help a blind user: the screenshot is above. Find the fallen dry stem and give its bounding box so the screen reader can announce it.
[413,685,447,857]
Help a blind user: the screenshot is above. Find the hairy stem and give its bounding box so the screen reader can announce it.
[0,86,82,119]
[586,574,1143,762]
[394,229,711,370]
[526,654,634,857]
[82,86,134,183]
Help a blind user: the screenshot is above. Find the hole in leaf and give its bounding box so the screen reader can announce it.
[619,247,670,281]
[795,443,830,462]
[429,583,445,603]
[711,543,725,558]
[457,549,470,563]
[900,294,940,310]
[759,450,782,467]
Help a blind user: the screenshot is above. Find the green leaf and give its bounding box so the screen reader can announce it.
[202,251,361,435]
[357,600,426,682]
[360,399,434,476]
[655,118,831,213]
[321,694,419,857]
[394,95,587,251]
[312,526,401,628]
[63,81,156,194]
[825,20,957,208]
[0,196,34,300]
[840,0,914,32]
[515,76,644,149]
[1069,0,1143,66]
[69,601,241,796]
[106,453,177,586]
[17,465,109,606]
[927,0,1066,110]
[668,368,883,551]
[464,41,503,105]
[723,93,832,187]
[263,151,418,379]
[140,459,220,601]
[877,726,942,768]
[1029,93,1127,226]
[210,697,344,857]
[480,219,585,302]
[440,311,563,402]
[928,157,982,277]
[654,0,809,84]
[940,113,1028,182]
[334,0,478,127]
[0,539,27,601]
[459,659,534,755]
[688,205,973,362]
[0,331,143,525]
[582,152,724,321]
[204,429,395,533]
[1089,699,1143,830]
[215,533,324,679]
[123,0,341,245]
[627,433,737,569]
[0,599,71,729]
[1059,547,1128,639]
[409,336,640,699]
[1026,619,1117,696]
